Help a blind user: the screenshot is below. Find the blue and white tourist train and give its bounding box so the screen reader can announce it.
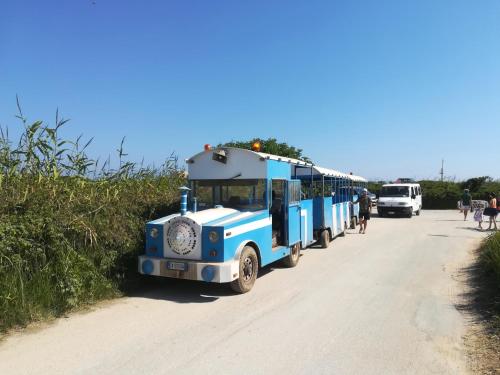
[138,146,367,293]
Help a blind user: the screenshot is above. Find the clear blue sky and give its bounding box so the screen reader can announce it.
[1,0,499,180]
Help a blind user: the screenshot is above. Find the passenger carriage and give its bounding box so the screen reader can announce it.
[295,166,354,248]
[138,146,365,293]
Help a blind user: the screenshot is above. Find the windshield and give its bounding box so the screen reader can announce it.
[192,179,267,211]
[380,186,410,197]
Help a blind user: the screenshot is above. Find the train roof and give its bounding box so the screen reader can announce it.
[311,165,349,178]
[187,147,367,182]
[348,174,368,182]
[187,147,312,167]
[187,147,312,180]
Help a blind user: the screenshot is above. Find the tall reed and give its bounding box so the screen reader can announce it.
[0,101,184,332]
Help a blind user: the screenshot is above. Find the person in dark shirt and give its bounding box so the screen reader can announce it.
[460,189,472,221]
[353,189,372,234]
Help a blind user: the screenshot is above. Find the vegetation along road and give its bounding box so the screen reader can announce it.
[0,210,489,374]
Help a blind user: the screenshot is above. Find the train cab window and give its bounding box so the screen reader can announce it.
[192,179,266,211]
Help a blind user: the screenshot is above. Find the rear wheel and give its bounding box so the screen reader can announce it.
[282,243,300,267]
[320,230,330,248]
[230,246,258,293]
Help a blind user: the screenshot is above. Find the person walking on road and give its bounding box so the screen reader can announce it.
[472,200,485,230]
[460,189,472,221]
[354,189,372,234]
[484,193,498,231]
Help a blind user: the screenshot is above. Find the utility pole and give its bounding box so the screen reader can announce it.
[440,159,444,182]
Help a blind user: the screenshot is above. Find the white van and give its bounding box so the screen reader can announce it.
[377,183,422,218]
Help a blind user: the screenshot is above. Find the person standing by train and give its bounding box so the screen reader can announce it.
[460,189,472,221]
[353,189,372,234]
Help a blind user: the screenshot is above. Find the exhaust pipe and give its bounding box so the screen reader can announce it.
[179,186,191,216]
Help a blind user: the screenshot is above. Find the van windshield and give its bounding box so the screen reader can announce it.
[191,179,267,211]
[380,186,410,197]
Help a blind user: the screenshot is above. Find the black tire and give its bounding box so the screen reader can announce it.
[230,246,258,293]
[350,217,356,229]
[416,209,421,216]
[407,211,413,218]
[378,211,384,217]
[282,243,300,267]
[320,230,330,248]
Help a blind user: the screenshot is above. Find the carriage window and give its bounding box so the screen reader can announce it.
[288,180,301,204]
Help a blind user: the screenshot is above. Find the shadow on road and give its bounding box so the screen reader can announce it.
[126,265,278,304]
[454,249,499,328]
[456,226,485,232]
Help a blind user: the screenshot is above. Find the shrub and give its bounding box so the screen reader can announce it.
[0,104,184,332]
[480,232,500,285]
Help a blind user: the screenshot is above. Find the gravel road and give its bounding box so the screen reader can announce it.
[0,210,488,375]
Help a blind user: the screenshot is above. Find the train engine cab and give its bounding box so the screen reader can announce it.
[138,147,313,293]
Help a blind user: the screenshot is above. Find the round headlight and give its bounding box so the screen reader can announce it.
[209,230,219,243]
[150,227,159,238]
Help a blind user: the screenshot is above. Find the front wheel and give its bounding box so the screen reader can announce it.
[230,246,258,293]
[282,243,300,267]
[416,209,421,216]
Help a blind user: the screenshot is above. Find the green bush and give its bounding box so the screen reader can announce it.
[480,232,500,285]
[368,179,500,209]
[0,106,184,332]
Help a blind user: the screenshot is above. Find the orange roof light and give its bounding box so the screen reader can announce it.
[251,141,261,152]
[204,144,212,151]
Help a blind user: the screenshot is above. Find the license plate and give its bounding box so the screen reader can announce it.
[388,211,395,214]
[167,261,188,271]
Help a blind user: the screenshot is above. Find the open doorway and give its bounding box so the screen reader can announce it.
[271,179,285,248]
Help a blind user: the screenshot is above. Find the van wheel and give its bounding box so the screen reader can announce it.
[230,246,258,293]
[350,217,356,229]
[282,243,300,267]
[416,209,421,216]
[320,230,330,248]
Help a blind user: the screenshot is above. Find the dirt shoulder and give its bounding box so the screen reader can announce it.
[459,246,500,374]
